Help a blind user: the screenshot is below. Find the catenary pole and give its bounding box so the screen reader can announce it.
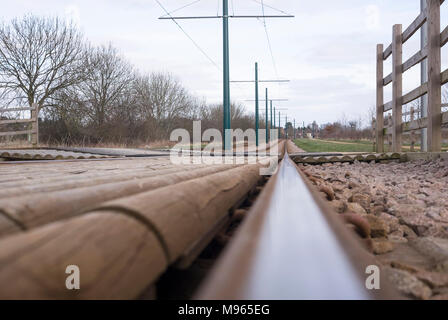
[420,0,428,151]
[255,62,259,147]
[223,0,231,150]
[265,88,269,144]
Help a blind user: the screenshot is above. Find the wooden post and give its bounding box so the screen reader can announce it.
[31,103,39,147]
[387,115,392,151]
[410,107,415,152]
[376,44,384,153]
[372,118,377,152]
[392,24,403,152]
[426,0,441,152]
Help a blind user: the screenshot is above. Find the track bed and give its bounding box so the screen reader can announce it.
[300,159,448,299]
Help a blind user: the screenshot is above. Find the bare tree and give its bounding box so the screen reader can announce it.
[134,72,195,138]
[74,44,134,130]
[0,15,86,109]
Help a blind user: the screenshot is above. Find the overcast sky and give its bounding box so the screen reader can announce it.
[1,0,447,127]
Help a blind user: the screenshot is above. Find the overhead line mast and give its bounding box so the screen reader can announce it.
[158,0,294,150]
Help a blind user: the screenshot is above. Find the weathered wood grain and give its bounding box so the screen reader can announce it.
[383,101,393,112]
[0,165,240,236]
[402,82,428,105]
[377,44,385,152]
[0,213,22,237]
[0,119,34,125]
[0,164,207,196]
[0,212,167,299]
[383,44,392,60]
[383,73,392,86]
[95,164,262,264]
[0,130,33,137]
[402,9,427,43]
[402,47,427,73]
[441,25,448,47]
[427,0,442,151]
[392,24,403,152]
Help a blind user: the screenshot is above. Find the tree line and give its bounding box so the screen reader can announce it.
[0,15,257,146]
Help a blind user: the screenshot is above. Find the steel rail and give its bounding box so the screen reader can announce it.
[197,143,399,299]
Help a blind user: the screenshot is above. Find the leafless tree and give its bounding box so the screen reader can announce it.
[0,15,86,109]
[74,44,134,130]
[134,72,195,139]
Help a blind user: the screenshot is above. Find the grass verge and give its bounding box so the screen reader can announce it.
[294,139,375,153]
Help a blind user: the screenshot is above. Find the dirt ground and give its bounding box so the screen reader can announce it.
[299,158,448,300]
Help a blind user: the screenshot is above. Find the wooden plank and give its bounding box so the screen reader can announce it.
[383,101,393,112]
[399,111,448,133]
[427,0,442,152]
[402,9,427,44]
[376,44,384,152]
[442,68,448,84]
[402,82,428,105]
[0,165,240,235]
[0,107,35,113]
[402,117,428,132]
[402,47,427,73]
[383,73,392,86]
[97,164,262,264]
[383,44,392,60]
[392,24,403,152]
[0,119,34,125]
[0,214,22,237]
[442,25,448,47]
[0,130,33,137]
[443,111,448,124]
[0,212,168,299]
[410,107,416,151]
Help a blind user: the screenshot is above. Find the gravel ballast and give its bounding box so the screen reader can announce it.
[299,158,448,300]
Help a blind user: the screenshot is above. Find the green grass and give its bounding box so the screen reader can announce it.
[294,139,375,153]
[295,138,448,153]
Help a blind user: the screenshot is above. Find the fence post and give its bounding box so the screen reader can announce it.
[410,107,415,152]
[387,115,392,151]
[426,0,441,152]
[376,44,384,153]
[392,24,403,152]
[372,117,377,152]
[31,103,39,147]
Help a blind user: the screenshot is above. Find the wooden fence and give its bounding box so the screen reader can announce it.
[0,103,39,146]
[376,0,448,152]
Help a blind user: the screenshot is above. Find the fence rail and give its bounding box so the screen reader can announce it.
[376,0,447,152]
[0,104,39,146]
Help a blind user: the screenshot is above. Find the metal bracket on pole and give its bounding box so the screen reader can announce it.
[158,6,294,151]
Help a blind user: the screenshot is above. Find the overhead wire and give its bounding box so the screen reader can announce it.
[160,0,203,17]
[259,0,279,79]
[249,0,293,16]
[155,0,221,71]
[156,0,290,113]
